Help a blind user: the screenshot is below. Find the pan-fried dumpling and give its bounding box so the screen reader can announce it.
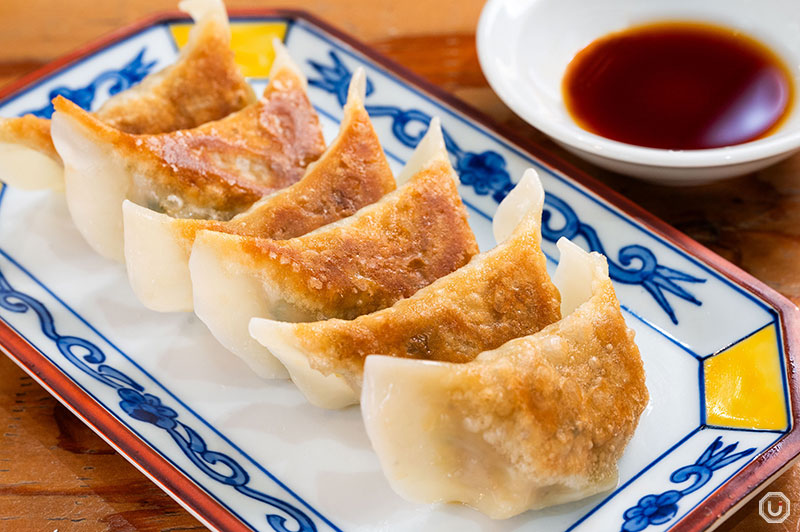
[249,169,562,408]
[361,238,648,519]
[191,118,478,379]
[123,68,395,312]
[0,0,255,191]
[0,116,62,190]
[51,39,324,261]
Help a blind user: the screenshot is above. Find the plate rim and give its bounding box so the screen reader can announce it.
[1,7,799,532]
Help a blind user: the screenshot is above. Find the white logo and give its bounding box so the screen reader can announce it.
[759,491,790,524]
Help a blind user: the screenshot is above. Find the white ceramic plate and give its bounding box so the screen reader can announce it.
[0,10,798,532]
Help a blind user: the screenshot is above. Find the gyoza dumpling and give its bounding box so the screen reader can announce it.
[361,238,649,519]
[51,39,324,261]
[249,169,562,408]
[0,0,255,191]
[123,68,395,312]
[191,118,479,379]
[0,116,61,190]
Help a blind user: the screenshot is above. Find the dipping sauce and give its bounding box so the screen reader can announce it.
[562,22,794,150]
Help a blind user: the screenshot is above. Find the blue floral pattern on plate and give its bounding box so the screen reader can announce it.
[20,48,156,119]
[0,267,317,532]
[621,437,756,531]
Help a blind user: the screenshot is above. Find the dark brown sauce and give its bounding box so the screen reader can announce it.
[562,22,794,150]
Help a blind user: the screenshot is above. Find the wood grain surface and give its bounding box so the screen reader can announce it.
[1,0,799,530]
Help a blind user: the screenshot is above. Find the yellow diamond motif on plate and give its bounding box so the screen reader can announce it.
[169,21,288,78]
[705,323,788,431]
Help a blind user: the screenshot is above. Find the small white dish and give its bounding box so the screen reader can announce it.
[477,0,800,185]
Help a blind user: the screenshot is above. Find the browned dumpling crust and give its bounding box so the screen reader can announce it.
[222,98,394,239]
[284,191,560,391]
[173,73,394,244]
[232,155,478,320]
[122,69,395,313]
[52,59,324,220]
[248,170,561,405]
[0,116,56,158]
[92,3,254,134]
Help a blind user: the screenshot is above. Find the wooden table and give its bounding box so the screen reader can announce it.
[1,0,798,529]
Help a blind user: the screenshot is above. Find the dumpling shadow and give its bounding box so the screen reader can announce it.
[150,314,274,390]
[220,395,372,451]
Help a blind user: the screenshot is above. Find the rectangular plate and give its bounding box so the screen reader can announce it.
[1,9,799,532]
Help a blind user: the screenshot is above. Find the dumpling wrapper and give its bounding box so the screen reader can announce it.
[0,0,255,191]
[191,118,479,379]
[361,238,649,519]
[51,39,324,261]
[123,68,395,312]
[249,168,562,408]
[0,116,61,191]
